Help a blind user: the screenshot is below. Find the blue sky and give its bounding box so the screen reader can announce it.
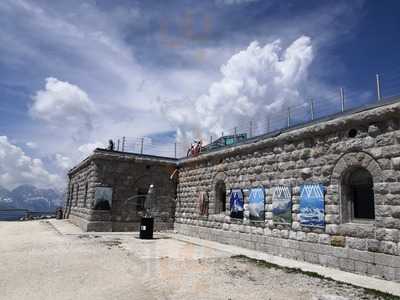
[0,0,399,190]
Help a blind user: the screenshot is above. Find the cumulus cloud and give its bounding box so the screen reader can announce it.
[78,142,106,158]
[55,154,73,170]
[26,141,37,149]
[161,36,313,142]
[0,136,62,189]
[30,77,95,130]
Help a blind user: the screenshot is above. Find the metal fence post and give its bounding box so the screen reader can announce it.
[117,139,120,151]
[140,137,144,154]
[340,87,345,112]
[376,73,382,101]
[122,136,126,152]
[234,127,237,142]
[174,142,177,158]
[310,98,314,121]
[249,121,253,138]
[287,107,291,128]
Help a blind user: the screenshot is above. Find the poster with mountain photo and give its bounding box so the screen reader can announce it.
[94,187,113,210]
[300,184,325,228]
[272,186,292,224]
[229,189,244,219]
[248,187,265,221]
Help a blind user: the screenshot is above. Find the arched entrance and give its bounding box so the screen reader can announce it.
[341,167,375,221]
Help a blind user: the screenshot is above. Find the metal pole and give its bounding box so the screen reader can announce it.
[340,87,345,112]
[376,73,382,101]
[210,135,213,144]
[221,131,224,137]
[122,136,126,152]
[140,137,144,154]
[310,99,314,121]
[287,107,291,128]
[117,139,120,151]
[249,121,253,138]
[234,127,237,142]
[174,142,177,158]
[267,116,270,133]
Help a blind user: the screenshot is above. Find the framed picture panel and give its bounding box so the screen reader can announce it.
[248,187,265,221]
[272,186,292,224]
[300,184,325,228]
[230,189,244,219]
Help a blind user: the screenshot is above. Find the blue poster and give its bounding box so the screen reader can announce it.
[248,188,265,221]
[272,186,292,224]
[300,184,325,228]
[230,189,244,219]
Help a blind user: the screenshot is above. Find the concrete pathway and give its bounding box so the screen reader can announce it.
[170,233,400,297]
[1,220,399,300]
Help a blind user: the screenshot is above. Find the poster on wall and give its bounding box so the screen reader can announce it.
[230,189,244,219]
[272,186,292,224]
[248,187,265,221]
[94,187,113,210]
[300,184,325,228]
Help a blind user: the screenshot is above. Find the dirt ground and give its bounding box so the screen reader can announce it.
[0,220,397,300]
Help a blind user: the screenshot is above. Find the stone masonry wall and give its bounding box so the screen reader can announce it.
[175,100,400,281]
[66,150,177,232]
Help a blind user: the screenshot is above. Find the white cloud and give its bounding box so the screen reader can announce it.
[30,77,95,130]
[216,0,259,4]
[0,136,62,189]
[78,142,106,158]
[0,0,363,186]
[26,141,37,149]
[161,36,313,142]
[55,154,73,170]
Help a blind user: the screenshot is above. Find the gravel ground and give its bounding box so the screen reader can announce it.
[0,220,398,300]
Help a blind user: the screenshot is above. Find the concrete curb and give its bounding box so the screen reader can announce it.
[170,233,400,297]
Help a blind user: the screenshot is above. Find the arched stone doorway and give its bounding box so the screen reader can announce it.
[212,172,228,214]
[215,180,226,214]
[331,151,382,223]
[341,167,375,221]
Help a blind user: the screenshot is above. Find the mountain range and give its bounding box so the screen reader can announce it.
[0,184,64,212]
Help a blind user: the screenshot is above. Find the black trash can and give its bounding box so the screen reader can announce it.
[139,217,154,239]
[55,207,63,219]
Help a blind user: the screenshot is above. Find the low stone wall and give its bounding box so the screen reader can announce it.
[175,223,400,280]
[175,99,400,281]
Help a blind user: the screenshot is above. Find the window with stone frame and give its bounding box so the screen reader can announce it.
[214,180,226,214]
[341,167,375,222]
[136,188,147,212]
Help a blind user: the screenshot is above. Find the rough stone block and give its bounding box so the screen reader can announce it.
[306,233,319,243]
[354,261,368,274]
[347,249,374,263]
[319,234,331,245]
[331,236,346,247]
[325,224,338,235]
[339,258,355,272]
[378,241,398,255]
[367,239,380,252]
[346,237,367,251]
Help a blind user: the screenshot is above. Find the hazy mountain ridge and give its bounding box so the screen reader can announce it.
[0,184,63,211]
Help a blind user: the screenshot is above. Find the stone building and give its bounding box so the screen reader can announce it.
[66,99,400,281]
[64,149,177,231]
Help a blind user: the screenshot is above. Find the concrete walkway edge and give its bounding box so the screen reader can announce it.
[170,233,400,297]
